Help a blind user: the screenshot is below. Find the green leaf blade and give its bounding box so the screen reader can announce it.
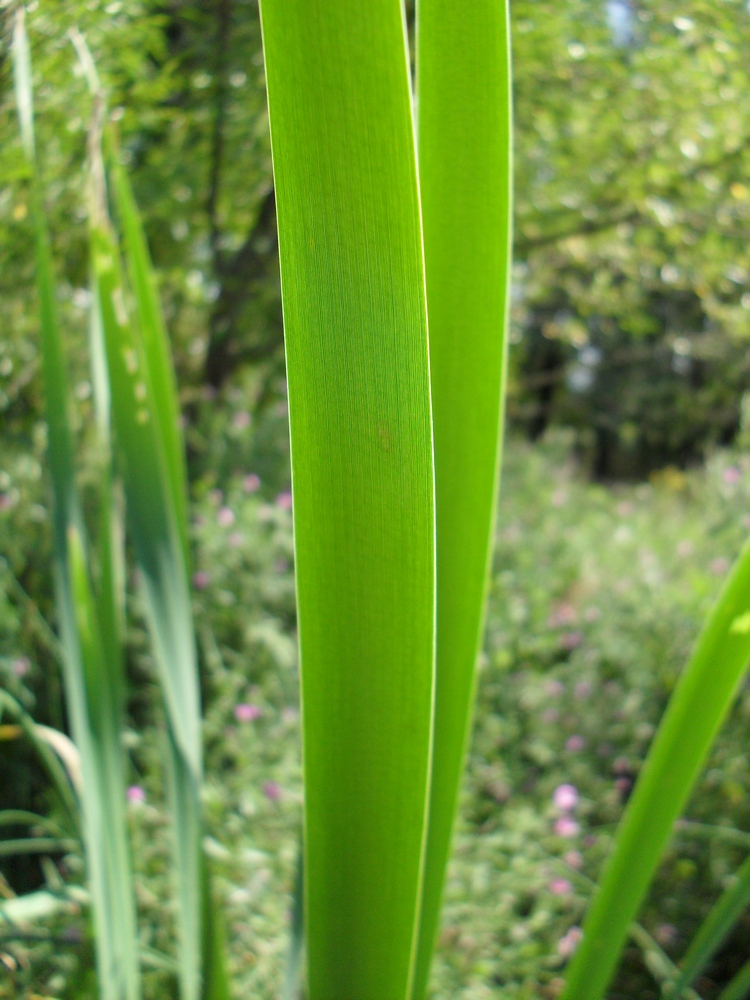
[412,2,513,995]
[670,852,750,997]
[561,540,750,1000]
[259,2,436,996]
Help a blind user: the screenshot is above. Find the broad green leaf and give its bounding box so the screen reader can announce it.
[669,852,750,997]
[259,1,435,996]
[560,538,750,1000]
[412,2,513,993]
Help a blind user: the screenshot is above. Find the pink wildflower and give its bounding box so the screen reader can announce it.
[192,571,210,590]
[127,786,146,804]
[228,531,244,548]
[217,506,235,527]
[546,679,565,698]
[574,680,592,699]
[724,466,742,485]
[561,631,583,650]
[557,926,583,958]
[711,557,730,576]
[234,703,262,723]
[565,735,585,752]
[263,781,282,801]
[548,878,573,896]
[564,850,583,869]
[276,491,293,510]
[11,656,30,677]
[555,817,580,838]
[243,473,261,493]
[553,784,579,811]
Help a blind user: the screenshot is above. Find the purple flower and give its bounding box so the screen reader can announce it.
[232,410,251,431]
[557,926,583,958]
[553,784,579,811]
[217,506,235,527]
[564,850,583,869]
[542,708,559,724]
[243,473,261,493]
[127,785,146,804]
[234,703,262,723]
[565,735,585,752]
[546,679,565,698]
[276,491,293,510]
[228,531,244,548]
[555,816,580,838]
[548,877,573,896]
[192,570,210,590]
[207,488,223,506]
[263,781,282,801]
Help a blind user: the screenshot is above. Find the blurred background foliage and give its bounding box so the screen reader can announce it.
[4,0,750,481]
[5,0,750,996]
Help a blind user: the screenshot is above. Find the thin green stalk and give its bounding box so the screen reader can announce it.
[669,853,750,997]
[560,536,750,1000]
[719,956,750,1000]
[412,2,512,993]
[259,1,435,996]
[0,838,79,858]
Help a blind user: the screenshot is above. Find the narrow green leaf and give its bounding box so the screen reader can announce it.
[259,1,435,996]
[719,956,750,1000]
[669,853,750,997]
[282,841,305,1000]
[412,2,513,993]
[560,538,750,1000]
[0,691,78,837]
[108,152,190,567]
[0,811,64,835]
[67,523,141,1000]
[82,70,227,998]
[13,17,139,1000]
[0,838,79,858]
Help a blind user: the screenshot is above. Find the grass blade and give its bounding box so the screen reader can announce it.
[669,852,750,997]
[13,13,139,1000]
[259,1,436,996]
[0,691,78,836]
[560,538,750,1000]
[81,68,227,998]
[412,2,513,993]
[719,957,750,1000]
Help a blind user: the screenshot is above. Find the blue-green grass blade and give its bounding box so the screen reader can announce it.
[669,852,750,997]
[412,2,513,994]
[719,956,750,1000]
[259,1,436,996]
[560,538,750,1000]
